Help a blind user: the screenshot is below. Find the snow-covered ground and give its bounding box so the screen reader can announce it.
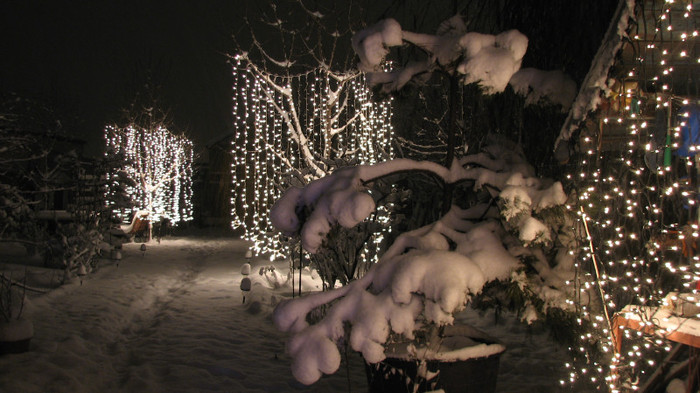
[0,236,571,392]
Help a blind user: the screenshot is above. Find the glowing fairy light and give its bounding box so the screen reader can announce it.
[104,124,194,224]
[230,55,393,259]
[563,1,700,390]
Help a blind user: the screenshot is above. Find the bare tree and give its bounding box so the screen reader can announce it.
[230,1,395,259]
[105,123,194,232]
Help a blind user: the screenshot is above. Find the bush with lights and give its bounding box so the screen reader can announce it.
[554,1,700,391]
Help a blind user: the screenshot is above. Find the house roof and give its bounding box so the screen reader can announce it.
[555,0,634,159]
[556,0,700,160]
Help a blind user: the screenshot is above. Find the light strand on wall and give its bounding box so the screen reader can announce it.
[563,1,700,390]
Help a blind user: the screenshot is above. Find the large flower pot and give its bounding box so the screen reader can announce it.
[0,319,33,355]
[365,324,505,393]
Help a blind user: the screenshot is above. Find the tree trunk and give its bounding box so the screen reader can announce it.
[442,75,459,215]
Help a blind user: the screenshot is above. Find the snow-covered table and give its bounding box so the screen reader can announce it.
[612,305,700,353]
[612,305,700,392]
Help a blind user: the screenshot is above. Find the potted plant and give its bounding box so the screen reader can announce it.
[364,324,506,392]
[0,273,33,355]
[270,135,578,391]
[265,11,582,391]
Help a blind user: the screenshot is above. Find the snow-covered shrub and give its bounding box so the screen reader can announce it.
[271,139,578,384]
[48,223,103,280]
[258,266,291,289]
[1,94,111,282]
[0,97,48,253]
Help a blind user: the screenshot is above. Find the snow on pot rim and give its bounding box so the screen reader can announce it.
[385,337,505,362]
[382,324,505,362]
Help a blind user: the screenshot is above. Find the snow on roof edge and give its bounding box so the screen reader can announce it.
[554,0,635,155]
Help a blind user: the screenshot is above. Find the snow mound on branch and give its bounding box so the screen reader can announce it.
[287,327,341,385]
[457,30,527,93]
[273,246,496,384]
[270,167,374,253]
[500,180,567,214]
[269,187,302,234]
[351,18,403,72]
[352,17,527,94]
[509,68,577,111]
[366,61,431,91]
[499,179,566,246]
[436,14,467,37]
[455,223,519,280]
[458,32,495,59]
[518,216,550,244]
[372,250,486,317]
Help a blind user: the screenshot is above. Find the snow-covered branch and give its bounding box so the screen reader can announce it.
[271,140,574,385]
[352,17,528,94]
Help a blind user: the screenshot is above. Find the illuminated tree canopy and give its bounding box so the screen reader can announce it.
[105,124,194,224]
[230,54,393,258]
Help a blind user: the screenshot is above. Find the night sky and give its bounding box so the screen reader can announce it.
[1,1,616,157]
[1,1,245,155]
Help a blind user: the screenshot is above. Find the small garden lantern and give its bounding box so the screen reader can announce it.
[77,264,87,285]
[240,277,251,303]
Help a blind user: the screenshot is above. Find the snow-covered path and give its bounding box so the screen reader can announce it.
[0,238,367,393]
[0,237,571,392]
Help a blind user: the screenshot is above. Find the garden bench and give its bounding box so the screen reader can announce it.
[109,211,150,244]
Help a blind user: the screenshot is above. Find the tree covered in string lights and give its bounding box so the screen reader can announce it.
[230,56,393,260]
[557,0,700,390]
[230,0,394,261]
[104,123,194,226]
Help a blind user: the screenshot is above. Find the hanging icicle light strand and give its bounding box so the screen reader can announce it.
[105,124,194,224]
[230,54,393,259]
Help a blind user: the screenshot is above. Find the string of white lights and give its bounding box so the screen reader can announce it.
[105,124,194,224]
[564,1,700,390]
[230,55,394,259]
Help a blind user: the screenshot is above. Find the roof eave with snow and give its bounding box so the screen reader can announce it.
[554,0,635,159]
